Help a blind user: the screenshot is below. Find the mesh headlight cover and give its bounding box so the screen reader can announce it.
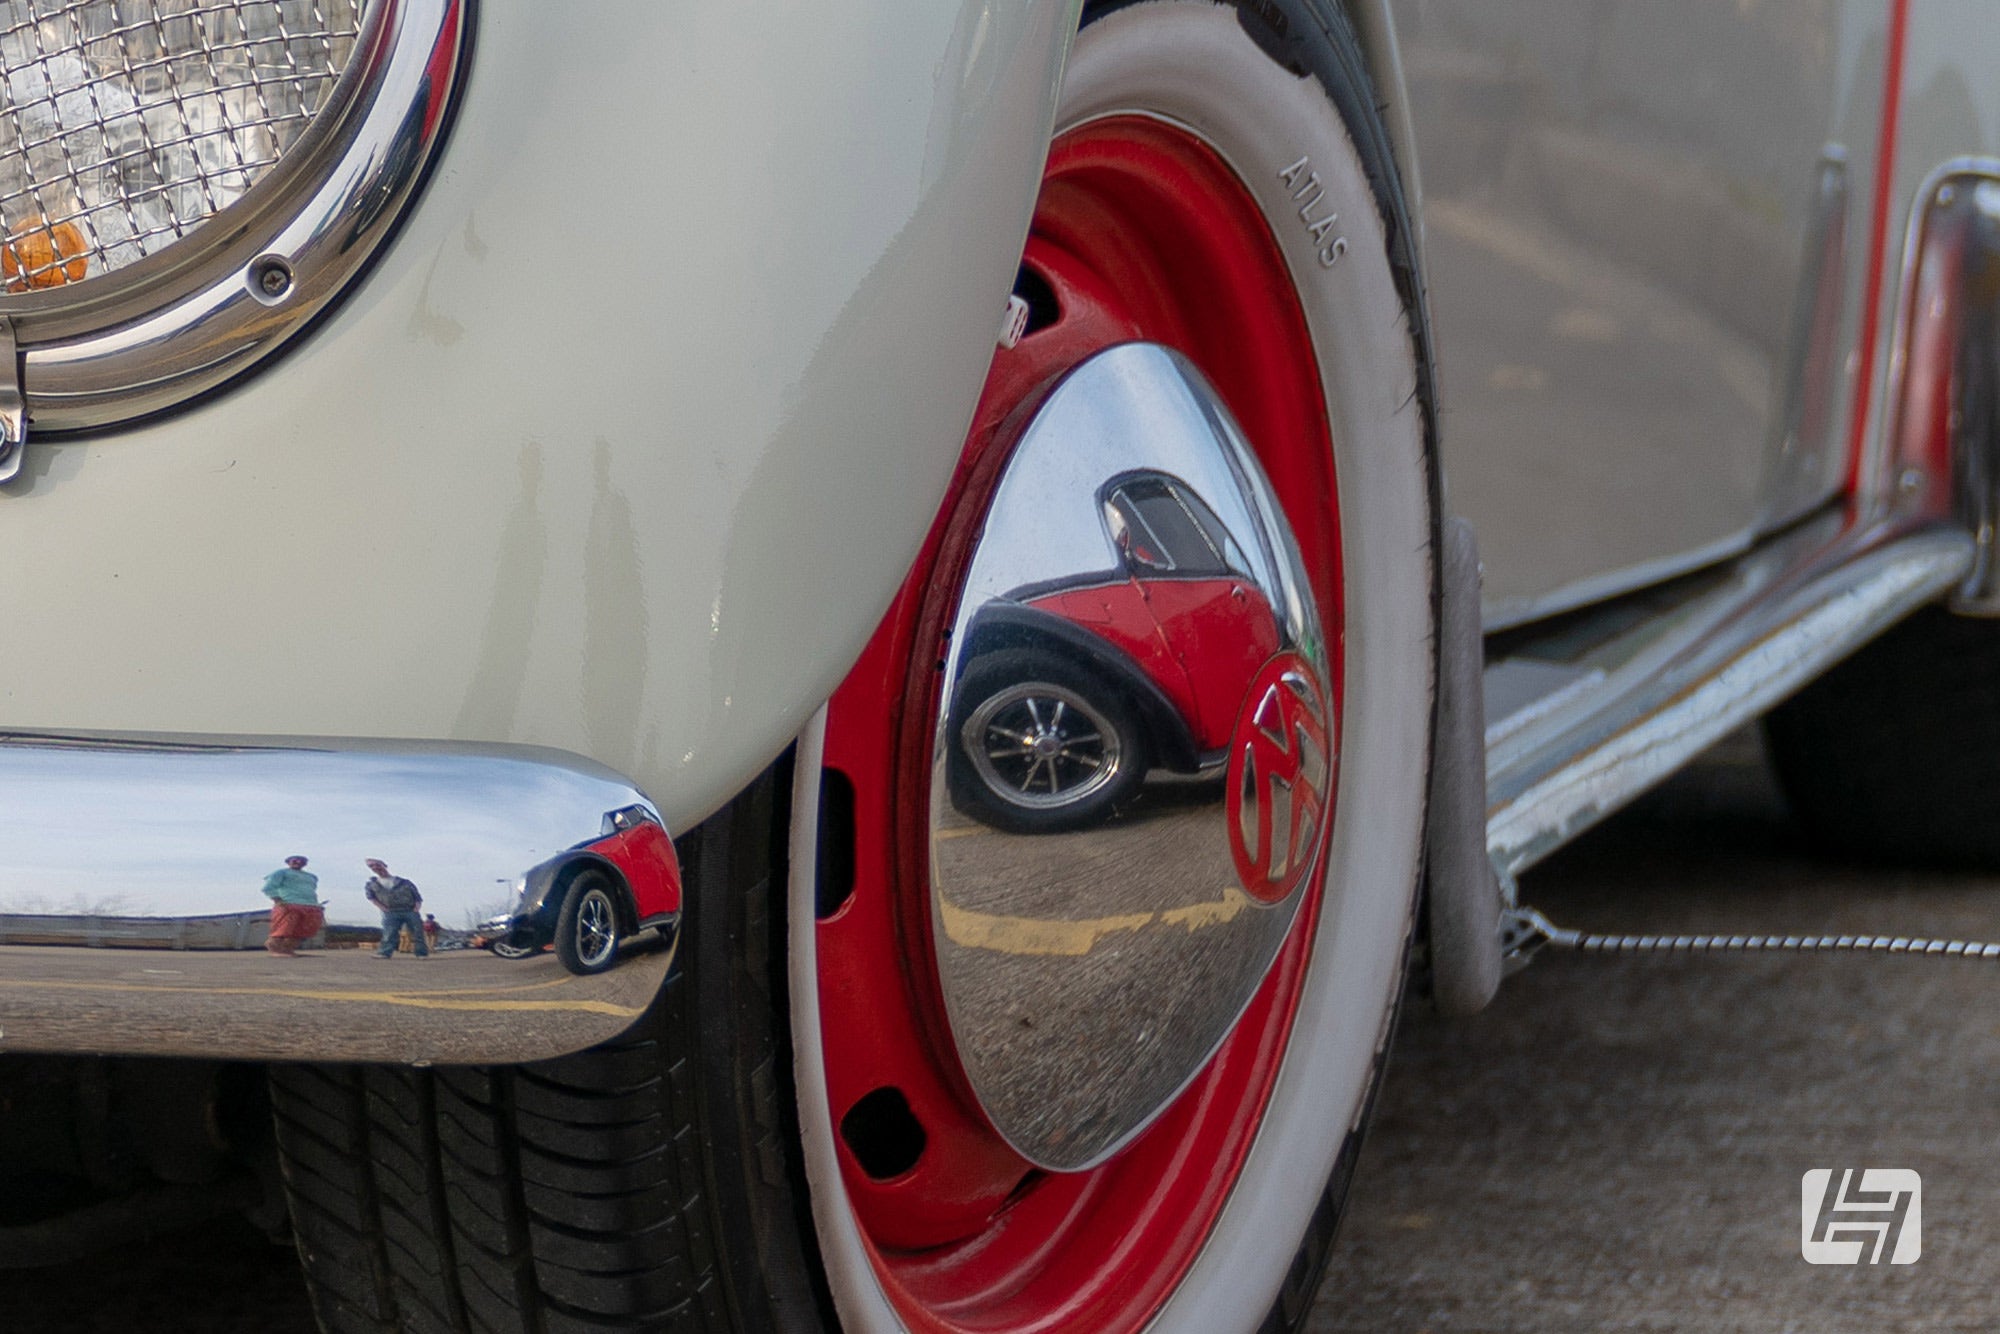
[0,0,362,291]
[0,0,457,449]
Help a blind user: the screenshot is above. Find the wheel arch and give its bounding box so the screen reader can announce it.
[960,602,1205,771]
[1338,1,1425,240]
[526,851,639,935]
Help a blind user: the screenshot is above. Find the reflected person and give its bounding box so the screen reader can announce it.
[365,859,429,959]
[262,855,323,958]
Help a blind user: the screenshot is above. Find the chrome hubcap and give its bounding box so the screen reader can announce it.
[927,344,1336,1171]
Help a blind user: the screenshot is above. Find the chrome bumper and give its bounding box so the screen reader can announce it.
[0,733,678,1063]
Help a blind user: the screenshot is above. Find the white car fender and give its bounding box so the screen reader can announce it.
[0,0,1077,829]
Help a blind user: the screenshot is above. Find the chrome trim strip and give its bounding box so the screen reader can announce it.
[1854,157,2000,612]
[0,313,22,483]
[0,731,677,1064]
[1486,517,1975,883]
[1948,176,2000,614]
[1863,156,2000,513]
[1885,167,2000,614]
[5,0,465,435]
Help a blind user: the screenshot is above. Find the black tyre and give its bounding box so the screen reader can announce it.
[553,872,623,976]
[1766,605,2000,865]
[270,768,826,1333]
[947,648,1149,833]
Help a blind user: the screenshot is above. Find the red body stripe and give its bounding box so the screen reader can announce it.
[1845,0,1912,493]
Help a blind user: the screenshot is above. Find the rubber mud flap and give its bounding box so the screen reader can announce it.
[1425,516,1502,1016]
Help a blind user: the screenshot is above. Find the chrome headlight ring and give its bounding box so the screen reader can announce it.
[0,0,465,477]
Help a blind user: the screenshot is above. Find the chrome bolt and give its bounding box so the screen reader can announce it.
[251,256,294,301]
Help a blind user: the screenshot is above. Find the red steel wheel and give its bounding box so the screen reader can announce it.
[798,3,1438,1331]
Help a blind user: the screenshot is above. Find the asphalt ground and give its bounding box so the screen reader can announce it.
[10,732,1999,1332]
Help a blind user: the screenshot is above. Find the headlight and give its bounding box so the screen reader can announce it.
[0,0,465,476]
[0,0,365,289]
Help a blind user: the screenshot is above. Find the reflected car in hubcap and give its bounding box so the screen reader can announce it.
[928,342,1339,1171]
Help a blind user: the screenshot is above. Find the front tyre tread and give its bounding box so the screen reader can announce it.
[275,1008,731,1334]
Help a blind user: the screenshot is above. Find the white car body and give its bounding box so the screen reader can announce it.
[0,0,1073,833]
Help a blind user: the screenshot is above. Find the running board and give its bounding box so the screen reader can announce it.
[1482,512,1975,886]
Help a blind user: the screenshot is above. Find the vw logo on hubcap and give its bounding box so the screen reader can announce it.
[1228,652,1332,905]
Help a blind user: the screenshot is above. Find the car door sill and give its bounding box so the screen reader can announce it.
[1482,509,1974,884]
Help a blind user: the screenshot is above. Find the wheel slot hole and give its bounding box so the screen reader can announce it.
[817,767,858,919]
[839,1086,927,1179]
[1014,264,1060,335]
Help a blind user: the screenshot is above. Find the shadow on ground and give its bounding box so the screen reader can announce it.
[9,1214,314,1334]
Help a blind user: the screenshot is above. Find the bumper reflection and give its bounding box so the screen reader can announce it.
[0,736,682,1062]
[491,804,683,975]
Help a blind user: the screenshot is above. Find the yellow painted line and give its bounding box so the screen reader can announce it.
[0,947,586,997]
[936,886,1252,958]
[1160,887,1252,930]
[934,825,989,841]
[124,971,591,998]
[326,973,583,997]
[0,977,645,1018]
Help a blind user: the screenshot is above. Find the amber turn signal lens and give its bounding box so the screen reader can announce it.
[3,219,88,292]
